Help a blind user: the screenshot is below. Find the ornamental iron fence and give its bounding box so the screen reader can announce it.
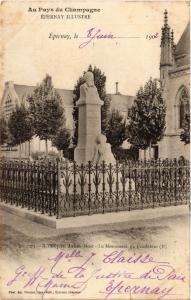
[0,158,189,218]
[0,160,59,217]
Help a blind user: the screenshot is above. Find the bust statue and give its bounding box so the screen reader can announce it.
[84,71,94,87]
[78,71,102,104]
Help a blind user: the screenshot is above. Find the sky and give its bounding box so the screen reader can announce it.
[1,1,189,97]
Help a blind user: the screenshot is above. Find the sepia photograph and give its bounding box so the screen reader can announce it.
[0,1,190,299]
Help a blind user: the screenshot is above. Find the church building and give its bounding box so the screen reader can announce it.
[159,10,190,159]
[140,10,190,160]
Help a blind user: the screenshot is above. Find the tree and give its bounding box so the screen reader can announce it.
[27,74,65,156]
[106,109,127,149]
[8,103,33,159]
[51,128,71,158]
[0,117,8,145]
[72,65,111,146]
[127,78,166,159]
[180,114,190,144]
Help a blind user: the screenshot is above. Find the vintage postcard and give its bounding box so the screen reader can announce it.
[0,1,190,300]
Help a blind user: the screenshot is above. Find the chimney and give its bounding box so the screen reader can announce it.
[115,82,119,94]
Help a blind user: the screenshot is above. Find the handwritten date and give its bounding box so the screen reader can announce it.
[146,33,159,40]
[79,28,114,48]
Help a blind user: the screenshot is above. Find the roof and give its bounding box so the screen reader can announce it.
[175,23,190,67]
[109,93,134,113]
[55,88,73,106]
[13,85,134,111]
[14,85,36,101]
[14,84,74,106]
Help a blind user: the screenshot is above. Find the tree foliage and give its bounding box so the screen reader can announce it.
[0,117,8,145]
[180,114,190,144]
[127,78,166,151]
[8,103,33,152]
[27,74,65,154]
[51,128,71,154]
[72,65,111,146]
[106,109,127,149]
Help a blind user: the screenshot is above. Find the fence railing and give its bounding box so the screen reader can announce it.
[0,158,190,218]
[0,160,59,217]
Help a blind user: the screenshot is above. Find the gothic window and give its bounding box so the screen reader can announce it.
[178,88,189,129]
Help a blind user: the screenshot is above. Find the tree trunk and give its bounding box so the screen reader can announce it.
[28,141,31,158]
[144,149,146,160]
[59,150,62,159]
[19,142,21,161]
[45,140,48,157]
[149,141,152,160]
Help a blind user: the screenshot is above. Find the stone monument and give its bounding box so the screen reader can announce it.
[74,71,115,165]
[92,134,115,165]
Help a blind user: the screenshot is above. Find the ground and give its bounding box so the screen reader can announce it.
[0,206,189,300]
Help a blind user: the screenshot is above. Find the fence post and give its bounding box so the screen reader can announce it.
[56,158,61,219]
[5,161,8,204]
[186,160,190,205]
[152,159,155,209]
[48,161,52,217]
[174,158,177,206]
[34,161,37,212]
[73,161,76,217]
[102,161,106,214]
[128,160,132,211]
[88,161,91,215]
[116,161,119,212]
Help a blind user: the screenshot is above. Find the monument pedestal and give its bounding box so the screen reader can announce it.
[74,100,103,164]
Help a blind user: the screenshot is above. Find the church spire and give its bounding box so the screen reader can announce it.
[164,9,168,26]
[160,10,175,85]
[160,9,171,49]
